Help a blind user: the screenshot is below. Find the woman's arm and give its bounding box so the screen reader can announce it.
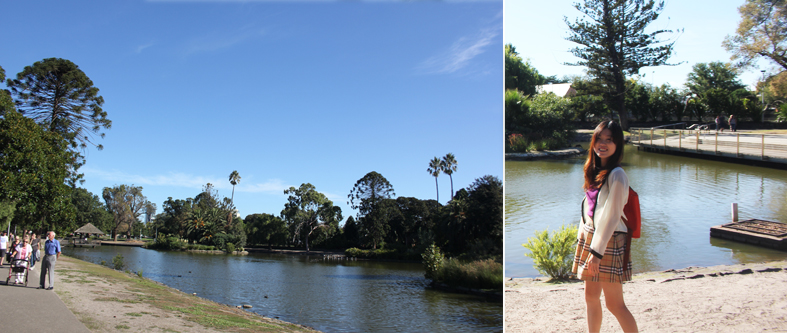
[588,168,629,258]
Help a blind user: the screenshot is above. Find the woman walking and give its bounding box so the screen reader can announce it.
[572,120,638,333]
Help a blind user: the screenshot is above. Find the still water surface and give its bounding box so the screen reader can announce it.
[63,246,502,333]
[506,145,787,278]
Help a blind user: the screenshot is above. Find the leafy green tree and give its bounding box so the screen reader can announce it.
[440,153,458,200]
[102,185,150,241]
[505,43,545,96]
[6,58,110,185]
[0,109,75,233]
[724,0,787,70]
[155,197,193,237]
[0,65,15,114]
[427,157,442,202]
[569,76,612,122]
[282,183,342,252]
[649,84,686,121]
[464,175,504,258]
[625,79,654,122]
[71,188,113,234]
[342,216,361,248]
[348,171,396,249]
[565,0,679,130]
[384,197,441,250]
[245,213,288,249]
[685,62,748,120]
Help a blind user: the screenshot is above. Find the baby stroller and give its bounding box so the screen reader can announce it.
[6,258,29,286]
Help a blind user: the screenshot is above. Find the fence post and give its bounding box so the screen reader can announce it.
[715,131,718,154]
[650,128,654,146]
[679,129,682,150]
[696,131,699,152]
[762,134,765,160]
[736,133,740,157]
[664,129,667,148]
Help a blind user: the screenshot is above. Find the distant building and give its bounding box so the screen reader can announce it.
[536,83,577,97]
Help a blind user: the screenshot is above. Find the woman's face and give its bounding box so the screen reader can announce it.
[593,128,616,165]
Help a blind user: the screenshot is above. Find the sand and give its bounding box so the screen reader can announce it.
[505,260,787,332]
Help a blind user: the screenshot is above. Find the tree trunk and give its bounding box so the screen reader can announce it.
[434,177,439,202]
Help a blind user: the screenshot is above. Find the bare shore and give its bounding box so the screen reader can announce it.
[505,260,787,332]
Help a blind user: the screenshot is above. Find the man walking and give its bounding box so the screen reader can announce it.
[38,231,61,290]
[0,232,7,266]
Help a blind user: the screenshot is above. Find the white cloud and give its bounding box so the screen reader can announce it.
[416,24,499,75]
[82,167,290,194]
[135,42,155,53]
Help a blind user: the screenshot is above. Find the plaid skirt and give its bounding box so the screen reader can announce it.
[572,229,632,283]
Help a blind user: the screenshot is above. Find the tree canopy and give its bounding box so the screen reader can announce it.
[724,0,787,71]
[0,109,75,233]
[505,43,545,96]
[565,0,679,129]
[282,183,342,252]
[6,58,110,184]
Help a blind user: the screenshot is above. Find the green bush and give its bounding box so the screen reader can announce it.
[112,253,125,271]
[438,258,503,290]
[145,235,185,250]
[522,224,578,280]
[225,243,236,253]
[421,243,444,280]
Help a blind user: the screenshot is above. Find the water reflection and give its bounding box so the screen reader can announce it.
[63,246,502,333]
[506,145,787,278]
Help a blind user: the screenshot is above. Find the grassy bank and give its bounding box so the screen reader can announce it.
[56,256,317,332]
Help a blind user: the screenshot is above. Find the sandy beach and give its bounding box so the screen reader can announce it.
[505,260,787,332]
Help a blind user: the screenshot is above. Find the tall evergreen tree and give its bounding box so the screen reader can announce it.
[565,0,679,130]
[6,58,110,184]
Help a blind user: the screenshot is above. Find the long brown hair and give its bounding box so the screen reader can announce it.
[583,120,625,191]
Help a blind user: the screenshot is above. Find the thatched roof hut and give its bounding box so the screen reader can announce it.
[73,223,105,235]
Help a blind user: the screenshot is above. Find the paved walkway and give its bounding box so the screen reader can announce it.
[0,261,90,332]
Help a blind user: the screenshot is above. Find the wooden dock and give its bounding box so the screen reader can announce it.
[710,219,787,251]
[630,128,787,169]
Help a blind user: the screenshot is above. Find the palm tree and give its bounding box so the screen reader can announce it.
[229,170,241,205]
[441,153,458,200]
[427,157,442,202]
[227,170,241,230]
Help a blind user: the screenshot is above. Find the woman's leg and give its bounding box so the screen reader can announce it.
[584,281,603,333]
[601,281,638,332]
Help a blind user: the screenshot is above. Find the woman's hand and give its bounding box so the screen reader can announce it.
[586,255,600,275]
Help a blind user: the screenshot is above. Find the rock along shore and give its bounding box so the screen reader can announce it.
[505,147,585,161]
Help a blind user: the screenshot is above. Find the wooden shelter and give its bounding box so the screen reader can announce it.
[73,223,105,236]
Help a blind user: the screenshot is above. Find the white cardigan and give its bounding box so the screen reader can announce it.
[578,167,629,259]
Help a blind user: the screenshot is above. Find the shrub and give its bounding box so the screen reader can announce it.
[145,235,185,250]
[439,258,503,290]
[225,243,236,253]
[112,253,125,271]
[522,224,578,280]
[507,133,528,152]
[422,243,444,280]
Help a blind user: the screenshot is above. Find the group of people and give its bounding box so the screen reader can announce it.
[715,114,738,132]
[0,230,60,289]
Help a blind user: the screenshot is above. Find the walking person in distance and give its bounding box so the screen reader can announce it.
[572,120,638,333]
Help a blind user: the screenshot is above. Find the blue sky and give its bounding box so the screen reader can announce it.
[505,0,771,90]
[2,0,503,223]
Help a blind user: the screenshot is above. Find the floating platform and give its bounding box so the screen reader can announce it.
[710,219,787,251]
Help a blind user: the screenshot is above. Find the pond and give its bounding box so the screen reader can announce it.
[505,145,787,278]
[63,246,503,333]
